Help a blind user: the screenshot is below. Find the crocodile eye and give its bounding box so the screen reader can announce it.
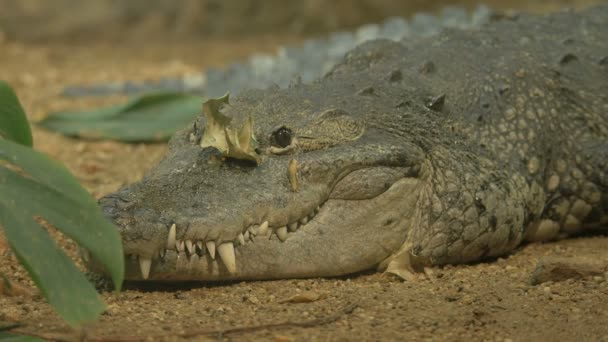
[271,127,293,148]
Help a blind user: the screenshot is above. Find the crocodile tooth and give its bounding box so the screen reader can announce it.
[308,212,315,220]
[206,241,216,259]
[258,221,270,236]
[159,249,166,258]
[315,206,320,214]
[237,233,245,246]
[248,225,258,236]
[287,222,298,232]
[138,256,152,280]
[276,226,288,241]
[299,216,308,225]
[167,223,176,249]
[185,240,194,254]
[196,240,204,252]
[190,253,200,263]
[176,240,185,252]
[244,231,250,241]
[217,242,236,274]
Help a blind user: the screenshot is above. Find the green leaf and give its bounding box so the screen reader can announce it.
[0,139,124,326]
[38,92,203,142]
[0,81,33,147]
[0,203,105,327]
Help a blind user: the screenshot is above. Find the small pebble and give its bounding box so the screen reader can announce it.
[274,335,292,342]
[543,286,553,299]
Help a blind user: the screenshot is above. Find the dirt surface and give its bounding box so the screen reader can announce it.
[1,3,608,342]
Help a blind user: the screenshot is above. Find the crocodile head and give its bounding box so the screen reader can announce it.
[97,79,431,281]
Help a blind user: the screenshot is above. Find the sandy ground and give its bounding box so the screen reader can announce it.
[1,5,608,342]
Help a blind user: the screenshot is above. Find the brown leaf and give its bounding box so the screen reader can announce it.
[200,94,259,164]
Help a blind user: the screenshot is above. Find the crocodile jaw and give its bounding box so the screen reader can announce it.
[119,177,422,281]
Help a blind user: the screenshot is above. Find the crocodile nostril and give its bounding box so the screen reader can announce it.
[99,197,121,220]
[98,194,136,222]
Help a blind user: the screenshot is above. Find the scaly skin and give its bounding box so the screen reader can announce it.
[94,6,608,281]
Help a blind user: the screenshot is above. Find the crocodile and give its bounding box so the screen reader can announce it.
[94,5,608,281]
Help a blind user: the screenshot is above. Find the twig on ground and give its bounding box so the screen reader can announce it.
[8,303,359,342]
[0,322,22,331]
